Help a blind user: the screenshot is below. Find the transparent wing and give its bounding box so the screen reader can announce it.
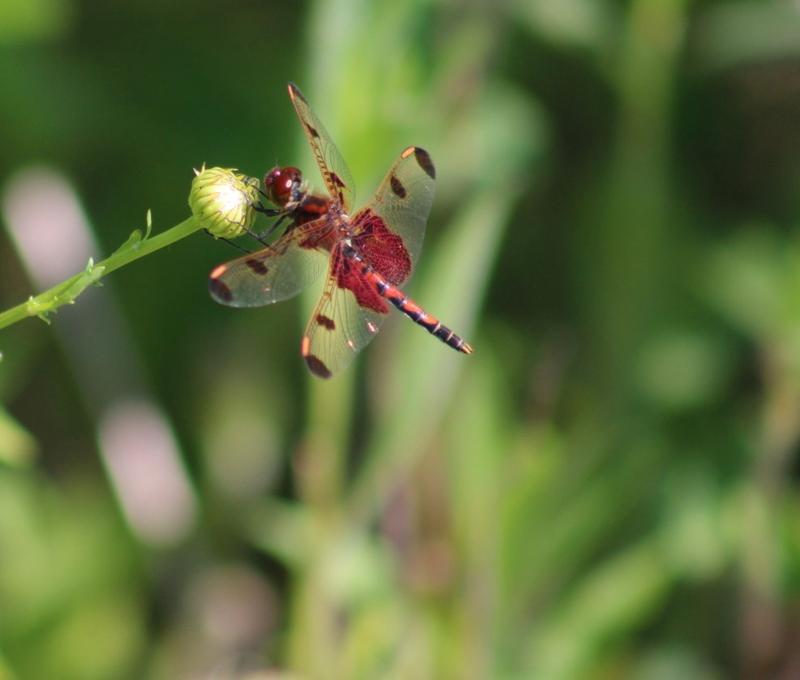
[351,146,436,285]
[300,245,388,378]
[287,82,356,212]
[209,218,331,308]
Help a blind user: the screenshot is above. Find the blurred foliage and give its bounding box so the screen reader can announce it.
[2,0,800,678]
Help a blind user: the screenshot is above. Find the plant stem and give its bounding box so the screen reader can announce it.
[0,216,203,331]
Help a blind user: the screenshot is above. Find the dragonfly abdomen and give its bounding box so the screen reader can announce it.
[386,287,473,354]
[344,246,472,355]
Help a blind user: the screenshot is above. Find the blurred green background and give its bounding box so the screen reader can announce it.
[2,0,800,678]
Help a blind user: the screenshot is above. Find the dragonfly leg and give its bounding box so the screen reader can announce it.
[257,214,288,240]
[253,202,281,217]
[243,228,269,246]
[205,230,252,254]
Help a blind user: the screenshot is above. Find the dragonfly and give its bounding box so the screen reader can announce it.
[209,82,473,378]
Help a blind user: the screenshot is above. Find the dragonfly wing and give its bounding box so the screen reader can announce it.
[287,82,356,212]
[301,244,388,378]
[351,145,435,285]
[209,219,330,307]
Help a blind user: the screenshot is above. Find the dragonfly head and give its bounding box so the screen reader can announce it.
[264,166,304,208]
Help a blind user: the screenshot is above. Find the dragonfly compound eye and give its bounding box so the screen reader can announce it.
[264,166,302,207]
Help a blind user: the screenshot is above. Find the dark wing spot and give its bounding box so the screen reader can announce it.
[245,258,269,275]
[208,276,233,303]
[306,123,320,138]
[329,172,346,188]
[413,147,435,179]
[390,174,407,198]
[305,354,332,379]
[316,314,336,330]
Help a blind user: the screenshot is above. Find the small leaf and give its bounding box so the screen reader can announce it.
[112,230,143,256]
[86,261,104,280]
[26,296,50,322]
[87,265,106,284]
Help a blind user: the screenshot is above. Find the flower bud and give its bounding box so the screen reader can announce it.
[189,166,260,239]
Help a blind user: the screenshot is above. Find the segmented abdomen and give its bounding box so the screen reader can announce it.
[344,246,473,354]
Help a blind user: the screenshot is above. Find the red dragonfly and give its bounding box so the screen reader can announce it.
[209,83,473,378]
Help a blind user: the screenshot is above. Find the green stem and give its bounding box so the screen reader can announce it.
[0,216,203,331]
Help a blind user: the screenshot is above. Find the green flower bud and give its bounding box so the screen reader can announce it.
[189,166,260,239]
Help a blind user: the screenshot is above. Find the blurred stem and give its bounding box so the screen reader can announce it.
[578,0,687,404]
[287,372,352,676]
[0,217,203,331]
[290,303,352,680]
[298,382,350,507]
[738,341,800,671]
